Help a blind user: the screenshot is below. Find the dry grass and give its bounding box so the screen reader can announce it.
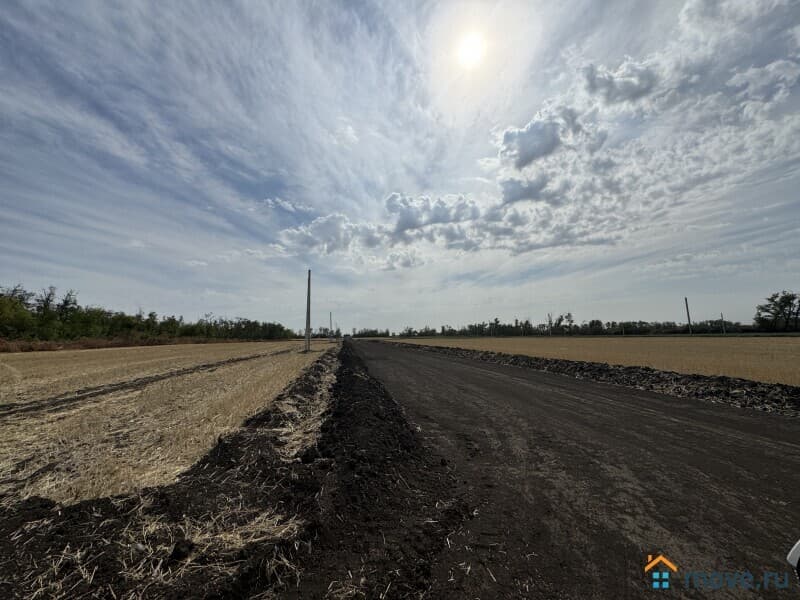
[392,336,800,386]
[0,340,302,408]
[14,492,305,598]
[0,340,331,504]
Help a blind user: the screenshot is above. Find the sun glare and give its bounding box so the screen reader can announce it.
[456,31,486,69]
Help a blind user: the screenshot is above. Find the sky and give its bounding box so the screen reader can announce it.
[1,0,799,333]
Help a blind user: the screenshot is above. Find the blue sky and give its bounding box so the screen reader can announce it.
[1,0,799,333]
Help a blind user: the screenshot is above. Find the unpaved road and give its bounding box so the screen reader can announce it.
[356,341,800,598]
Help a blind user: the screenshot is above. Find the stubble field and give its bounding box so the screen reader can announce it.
[0,340,325,505]
[392,336,800,386]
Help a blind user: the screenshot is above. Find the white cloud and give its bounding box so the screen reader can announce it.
[499,175,551,205]
[2,0,799,331]
[499,117,562,169]
[383,250,423,271]
[385,193,480,238]
[583,60,658,104]
[727,59,800,101]
[263,198,313,213]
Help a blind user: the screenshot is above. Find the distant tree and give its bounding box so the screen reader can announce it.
[755,291,799,331]
[0,288,34,338]
[588,319,604,334]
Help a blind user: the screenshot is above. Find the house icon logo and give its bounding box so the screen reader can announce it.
[645,554,678,590]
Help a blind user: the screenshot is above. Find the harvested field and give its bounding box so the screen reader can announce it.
[0,341,305,408]
[391,336,800,386]
[0,342,465,599]
[3,339,799,598]
[0,341,326,504]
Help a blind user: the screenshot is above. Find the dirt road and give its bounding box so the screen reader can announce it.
[355,341,800,598]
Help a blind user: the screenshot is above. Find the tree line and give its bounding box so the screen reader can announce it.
[0,284,294,341]
[395,318,743,337]
[350,328,391,338]
[390,289,800,337]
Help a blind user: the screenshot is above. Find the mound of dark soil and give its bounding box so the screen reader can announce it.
[0,342,466,598]
[285,341,467,598]
[386,341,800,416]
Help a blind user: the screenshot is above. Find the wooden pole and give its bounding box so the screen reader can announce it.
[304,270,311,352]
[685,297,693,335]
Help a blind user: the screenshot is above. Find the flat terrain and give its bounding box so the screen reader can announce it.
[357,341,800,598]
[392,336,800,385]
[0,341,325,504]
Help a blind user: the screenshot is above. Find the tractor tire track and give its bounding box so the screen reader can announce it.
[0,348,294,420]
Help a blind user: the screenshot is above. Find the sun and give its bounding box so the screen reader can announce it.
[456,31,486,69]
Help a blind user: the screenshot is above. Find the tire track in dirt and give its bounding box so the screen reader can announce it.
[0,348,294,420]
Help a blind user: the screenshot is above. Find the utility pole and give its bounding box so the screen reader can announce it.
[721,312,726,335]
[329,311,333,343]
[304,270,311,352]
[685,297,693,335]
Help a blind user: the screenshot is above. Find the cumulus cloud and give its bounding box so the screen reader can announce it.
[727,59,800,101]
[497,105,606,172]
[280,213,384,255]
[383,250,423,270]
[498,117,562,169]
[473,0,800,267]
[385,193,480,239]
[499,176,550,205]
[583,60,658,104]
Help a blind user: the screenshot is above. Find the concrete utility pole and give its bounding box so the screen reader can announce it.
[329,311,333,343]
[685,297,693,335]
[721,312,726,335]
[304,270,311,352]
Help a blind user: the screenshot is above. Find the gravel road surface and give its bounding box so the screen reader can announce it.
[356,340,800,598]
